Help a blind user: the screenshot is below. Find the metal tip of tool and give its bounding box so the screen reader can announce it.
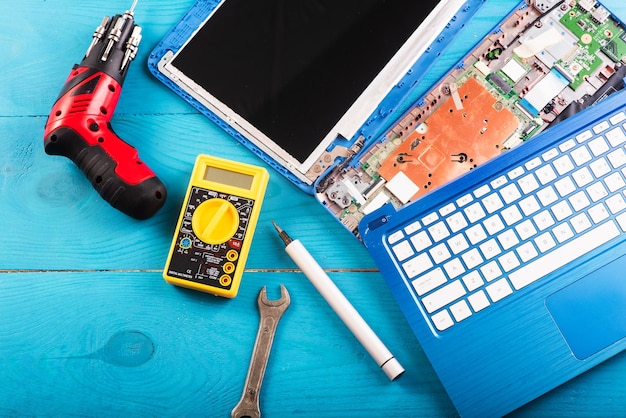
[272,221,293,246]
[129,0,138,13]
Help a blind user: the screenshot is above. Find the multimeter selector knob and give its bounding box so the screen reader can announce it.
[192,198,240,244]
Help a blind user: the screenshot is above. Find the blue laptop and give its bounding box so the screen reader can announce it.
[150,0,626,415]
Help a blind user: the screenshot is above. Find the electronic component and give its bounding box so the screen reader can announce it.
[315,0,626,238]
[163,155,269,298]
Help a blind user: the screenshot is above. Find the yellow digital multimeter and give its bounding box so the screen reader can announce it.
[163,154,269,298]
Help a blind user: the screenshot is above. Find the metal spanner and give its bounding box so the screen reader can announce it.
[231,284,290,418]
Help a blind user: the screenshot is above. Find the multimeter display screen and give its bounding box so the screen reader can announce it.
[204,166,254,190]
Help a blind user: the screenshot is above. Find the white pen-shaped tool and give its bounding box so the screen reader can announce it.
[272,221,405,381]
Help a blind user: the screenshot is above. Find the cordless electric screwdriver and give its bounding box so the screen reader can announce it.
[43,1,166,220]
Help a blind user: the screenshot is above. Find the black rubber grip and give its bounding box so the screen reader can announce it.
[44,127,166,220]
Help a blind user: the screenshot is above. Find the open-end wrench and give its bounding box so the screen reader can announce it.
[231,285,290,418]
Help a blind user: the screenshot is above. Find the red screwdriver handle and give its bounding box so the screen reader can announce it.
[44,5,166,220]
[44,66,166,219]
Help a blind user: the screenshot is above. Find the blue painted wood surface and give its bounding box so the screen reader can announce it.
[2,0,625,416]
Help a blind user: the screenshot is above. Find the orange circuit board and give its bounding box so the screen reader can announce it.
[378,77,519,201]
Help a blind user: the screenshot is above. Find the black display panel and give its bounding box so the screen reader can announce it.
[171,0,441,163]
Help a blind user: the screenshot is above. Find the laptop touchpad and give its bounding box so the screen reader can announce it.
[546,254,626,360]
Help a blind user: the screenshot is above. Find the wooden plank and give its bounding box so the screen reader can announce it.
[0,271,446,417]
[0,114,373,271]
[0,0,196,117]
[1,271,625,416]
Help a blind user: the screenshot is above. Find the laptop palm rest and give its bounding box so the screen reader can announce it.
[546,254,626,360]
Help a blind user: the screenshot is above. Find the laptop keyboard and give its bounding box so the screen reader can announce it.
[386,110,626,332]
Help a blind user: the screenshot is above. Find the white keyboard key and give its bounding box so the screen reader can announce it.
[572,166,593,187]
[498,251,520,272]
[404,220,421,235]
[466,224,487,245]
[519,195,541,216]
[412,267,447,296]
[490,175,508,189]
[593,120,610,134]
[535,164,557,185]
[576,130,593,142]
[447,234,469,255]
[551,200,573,221]
[552,222,574,243]
[450,300,472,322]
[388,230,404,245]
[569,191,591,212]
[571,213,592,233]
[533,210,555,231]
[571,146,592,166]
[464,202,486,223]
[537,185,558,206]
[518,173,540,194]
[446,211,468,233]
[555,176,576,197]
[422,280,466,313]
[609,112,626,125]
[500,183,522,204]
[430,243,451,264]
[542,148,559,161]
[439,202,456,217]
[474,184,491,198]
[507,166,525,180]
[606,127,626,147]
[606,194,626,214]
[589,157,611,178]
[486,278,513,302]
[479,238,502,260]
[535,232,556,253]
[588,136,609,156]
[484,214,505,235]
[617,212,626,231]
[432,310,454,331]
[559,138,576,152]
[608,148,626,169]
[553,155,575,175]
[482,193,504,214]
[461,248,484,270]
[444,258,465,279]
[510,220,620,290]
[525,157,542,170]
[586,181,608,202]
[392,240,414,261]
[456,193,473,207]
[501,205,523,226]
[516,219,537,240]
[422,212,439,226]
[468,291,490,312]
[517,241,539,262]
[410,231,432,251]
[462,270,484,292]
[605,172,626,193]
[429,221,451,243]
[480,260,502,282]
[497,229,519,250]
[402,253,433,279]
[588,203,609,224]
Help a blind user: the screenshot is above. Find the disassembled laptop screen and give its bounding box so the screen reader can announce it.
[163,0,462,183]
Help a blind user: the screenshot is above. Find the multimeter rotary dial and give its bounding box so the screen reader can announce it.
[191,198,240,244]
[163,155,269,298]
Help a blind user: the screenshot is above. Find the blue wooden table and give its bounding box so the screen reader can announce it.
[2,0,626,416]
